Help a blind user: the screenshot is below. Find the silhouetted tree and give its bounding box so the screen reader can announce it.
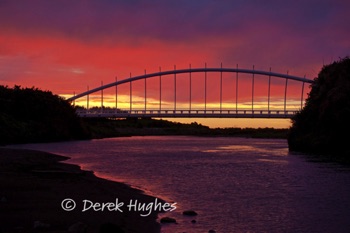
[288,57,350,158]
[0,86,89,144]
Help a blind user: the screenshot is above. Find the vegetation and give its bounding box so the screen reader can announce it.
[0,85,89,145]
[0,85,288,145]
[288,57,350,160]
[82,117,288,139]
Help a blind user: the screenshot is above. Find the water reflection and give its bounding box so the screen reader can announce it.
[7,136,350,233]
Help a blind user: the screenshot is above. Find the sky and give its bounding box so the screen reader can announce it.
[1,0,349,128]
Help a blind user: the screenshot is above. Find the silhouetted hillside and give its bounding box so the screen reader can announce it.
[0,86,89,144]
[288,57,350,160]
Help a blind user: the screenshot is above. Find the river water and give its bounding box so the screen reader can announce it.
[10,136,350,233]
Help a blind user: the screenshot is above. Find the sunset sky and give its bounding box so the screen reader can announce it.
[1,0,349,128]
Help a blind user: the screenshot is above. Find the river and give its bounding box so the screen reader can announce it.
[10,136,350,233]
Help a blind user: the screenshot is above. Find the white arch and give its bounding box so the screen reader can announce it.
[67,67,313,101]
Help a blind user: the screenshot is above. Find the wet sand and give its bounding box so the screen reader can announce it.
[0,148,161,233]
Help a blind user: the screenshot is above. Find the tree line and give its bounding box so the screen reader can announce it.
[288,57,350,161]
[0,85,89,145]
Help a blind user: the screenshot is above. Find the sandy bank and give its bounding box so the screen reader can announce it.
[0,148,161,233]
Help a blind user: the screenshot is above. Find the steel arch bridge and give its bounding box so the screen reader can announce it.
[67,66,313,119]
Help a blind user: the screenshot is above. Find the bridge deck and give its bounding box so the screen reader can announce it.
[76,109,297,119]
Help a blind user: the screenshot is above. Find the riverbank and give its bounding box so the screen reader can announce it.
[0,148,162,233]
[83,118,289,139]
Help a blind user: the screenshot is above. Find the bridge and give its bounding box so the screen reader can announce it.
[67,65,313,119]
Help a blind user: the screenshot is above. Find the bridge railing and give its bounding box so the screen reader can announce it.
[76,108,298,119]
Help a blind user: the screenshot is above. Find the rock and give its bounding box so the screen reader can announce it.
[191,219,197,224]
[14,227,25,232]
[100,222,125,233]
[183,210,198,216]
[160,217,177,224]
[208,230,216,233]
[33,221,51,229]
[68,222,87,233]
